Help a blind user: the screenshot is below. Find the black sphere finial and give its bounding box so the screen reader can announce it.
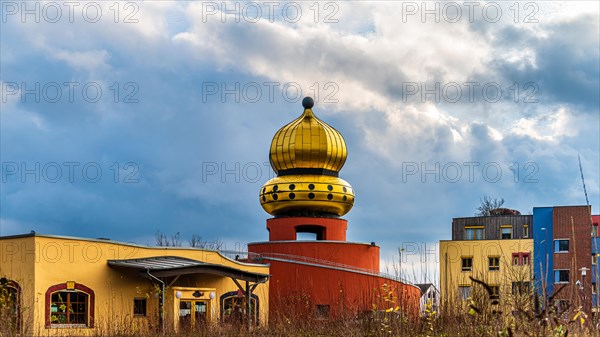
[302,97,314,109]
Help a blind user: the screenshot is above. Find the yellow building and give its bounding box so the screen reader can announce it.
[0,233,269,336]
[439,215,534,310]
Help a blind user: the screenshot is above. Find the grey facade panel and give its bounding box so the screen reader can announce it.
[452,215,533,240]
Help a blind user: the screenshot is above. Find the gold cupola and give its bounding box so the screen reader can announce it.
[260,97,354,217]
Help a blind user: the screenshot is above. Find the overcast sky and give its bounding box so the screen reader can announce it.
[1,1,598,282]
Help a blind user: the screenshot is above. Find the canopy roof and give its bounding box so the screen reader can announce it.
[107,256,269,283]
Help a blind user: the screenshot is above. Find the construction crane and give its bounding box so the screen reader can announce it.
[578,154,590,206]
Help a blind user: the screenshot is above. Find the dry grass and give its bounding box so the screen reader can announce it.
[3,278,600,337]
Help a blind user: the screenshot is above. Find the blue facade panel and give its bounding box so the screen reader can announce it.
[533,207,554,297]
[593,237,600,307]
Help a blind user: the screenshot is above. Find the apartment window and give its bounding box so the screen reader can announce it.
[490,285,500,300]
[512,253,530,266]
[554,240,569,253]
[593,254,598,265]
[501,226,512,239]
[45,282,95,328]
[593,224,598,237]
[488,257,500,271]
[593,283,597,294]
[133,298,146,316]
[555,300,570,314]
[461,257,473,271]
[465,227,484,240]
[523,225,529,238]
[512,282,530,295]
[458,286,471,300]
[554,239,569,253]
[554,270,570,284]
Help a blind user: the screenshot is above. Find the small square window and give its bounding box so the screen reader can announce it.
[512,252,529,266]
[523,225,529,238]
[465,227,484,240]
[554,240,569,253]
[490,285,500,300]
[513,255,519,266]
[512,281,530,295]
[555,299,570,314]
[458,286,471,300]
[554,270,569,283]
[488,257,500,271]
[134,298,146,316]
[461,257,473,271]
[522,253,530,265]
[316,304,330,319]
[501,227,512,239]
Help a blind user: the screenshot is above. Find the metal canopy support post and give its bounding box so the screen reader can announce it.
[245,280,251,330]
[230,277,256,330]
[146,269,165,335]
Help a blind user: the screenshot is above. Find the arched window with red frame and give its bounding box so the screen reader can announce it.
[45,282,95,328]
[0,277,21,334]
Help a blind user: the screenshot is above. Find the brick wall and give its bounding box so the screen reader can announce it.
[552,206,592,311]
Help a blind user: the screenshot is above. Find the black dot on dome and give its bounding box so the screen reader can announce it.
[273,185,278,192]
[262,196,266,202]
[308,184,315,190]
[302,97,314,109]
[308,193,315,200]
[342,195,347,202]
[289,193,296,200]
[273,194,278,201]
[289,184,296,190]
[342,187,347,193]
[327,194,333,200]
[327,185,333,191]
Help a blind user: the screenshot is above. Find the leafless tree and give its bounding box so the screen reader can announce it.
[155,230,169,247]
[189,234,205,248]
[155,231,223,249]
[170,232,182,247]
[475,196,505,216]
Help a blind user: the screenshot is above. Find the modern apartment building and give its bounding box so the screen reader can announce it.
[440,205,598,316]
[533,206,594,314]
[440,214,534,308]
[593,215,600,313]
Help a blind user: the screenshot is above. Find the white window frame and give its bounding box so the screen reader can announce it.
[554,239,569,253]
[554,269,570,284]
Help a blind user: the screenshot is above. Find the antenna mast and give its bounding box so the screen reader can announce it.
[578,154,590,206]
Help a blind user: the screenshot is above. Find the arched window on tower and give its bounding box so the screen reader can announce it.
[295,225,326,240]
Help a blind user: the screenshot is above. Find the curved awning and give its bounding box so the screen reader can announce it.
[107,256,269,283]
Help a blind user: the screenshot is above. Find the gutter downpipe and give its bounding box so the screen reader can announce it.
[146,269,165,334]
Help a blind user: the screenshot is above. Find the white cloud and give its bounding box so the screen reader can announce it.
[511,106,575,142]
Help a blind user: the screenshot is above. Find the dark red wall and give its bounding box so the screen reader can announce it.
[250,241,380,273]
[251,254,420,320]
[249,216,421,320]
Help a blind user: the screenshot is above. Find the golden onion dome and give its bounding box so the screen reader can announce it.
[260,97,354,217]
[269,97,347,175]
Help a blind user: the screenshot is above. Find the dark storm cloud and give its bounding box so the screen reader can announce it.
[488,14,599,111]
